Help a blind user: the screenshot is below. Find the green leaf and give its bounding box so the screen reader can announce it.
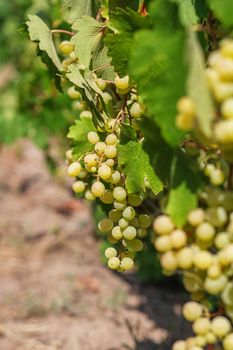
[166,151,198,227]
[187,31,215,138]
[118,141,163,195]
[67,118,96,159]
[91,42,116,80]
[208,0,233,28]
[26,15,63,71]
[71,16,104,68]
[119,124,137,144]
[108,0,138,12]
[62,0,92,23]
[172,0,199,27]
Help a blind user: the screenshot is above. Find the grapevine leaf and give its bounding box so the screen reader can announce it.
[91,42,116,80]
[187,31,215,138]
[66,63,93,100]
[67,118,95,159]
[166,151,198,227]
[118,141,163,195]
[119,124,137,144]
[71,16,104,68]
[172,0,199,27]
[208,0,233,28]
[62,0,92,23]
[26,15,63,71]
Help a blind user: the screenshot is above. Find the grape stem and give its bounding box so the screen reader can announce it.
[51,29,75,36]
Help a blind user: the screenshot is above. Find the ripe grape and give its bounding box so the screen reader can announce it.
[95,142,106,155]
[67,86,81,99]
[176,112,194,131]
[182,301,203,322]
[105,145,117,158]
[87,131,100,144]
[91,181,105,197]
[105,247,117,259]
[123,226,137,240]
[121,257,134,270]
[130,102,145,118]
[172,340,186,350]
[67,162,82,177]
[98,218,113,233]
[122,206,136,221]
[177,247,193,269]
[126,239,143,252]
[194,251,213,270]
[192,317,210,335]
[80,110,92,119]
[112,226,123,240]
[98,164,112,180]
[154,236,172,253]
[108,209,122,223]
[195,222,215,242]
[96,79,106,91]
[59,40,74,55]
[108,257,120,269]
[84,153,99,167]
[177,96,195,116]
[153,215,175,235]
[115,75,129,89]
[85,190,95,201]
[221,97,233,119]
[105,133,117,145]
[188,208,205,227]
[72,180,85,193]
[113,187,127,201]
[160,251,178,272]
[111,170,121,184]
[119,218,129,229]
[211,316,231,338]
[223,333,233,350]
[128,194,143,207]
[114,200,127,211]
[204,275,228,295]
[170,229,187,249]
[100,190,114,204]
[210,168,225,185]
[138,214,151,228]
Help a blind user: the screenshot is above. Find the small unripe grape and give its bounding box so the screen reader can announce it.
[87,131,100,145]
[112,226,123,240]
[108,256,120,269]
[123,226,137,240]
[154,236,172,253]
[67,86,81,99]
[130,102,145,118]
[126,239,143,252]
[121,257,134,270]
[85,164,97,173]
[221,97,233,119]
[214,120,233,144]
[85,190,95,201]
[78,169,88,179]
[105,247,117,259]
[192,317,210,335]
[182,301,203,322]
[188,208,205,227]
[105,145,117,158]
[172,340,186,350]
[96,79,107,90]
[115,75,129,89]
[195,222,215,242]
[123,206,136,221]
[59,40,74,55]
[138,214,151,228]
[114,200,127,211]
[177,247,193,269]
[215,232,230,249]
[119,218,129,229]
[128,194,143,207]
[105,133,117,145]
[170,229,187,249]
[95,142,106,155]
[211,316,231,338]
[210,168,225,185]
[98,164,112,180]
[204,275,228,295]
[153,215,174,235]
[113,187,127,201]
[98,218,113,233]
[84,153,99,167]
[67,162,82,177]
[194,251,213,270]
[176,113,194,131]
[108,209,122,223]
[72,180,85,193]
[91,181,105,197]
[160,251,178,272]
[100,190,114,204]
[80,110,92,119]
[177,96,195,116]
[111,171,121,184]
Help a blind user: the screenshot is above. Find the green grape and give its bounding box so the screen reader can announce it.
[91,181,105,197]
[72,180,85,193]
[122,206,136,221]
[105,133,117,145]
[111,170,121,184]
[119,218,129,229]
[215,232,230,249]
[183,274,202,293]
[211,316,231,338]
[130,102,145,118]
[154,236,172,253]
[96,79,107,91]
[105,145,117,158]
[121,257,134,270]
[98,218,114,233]
[176,112,194,130]
[172,340,186,350]
[87,131,100,144]
[177,96,195,116]
[129,217,139,228]
[84,153,99,167]
[105,159,115,167]
[205,332,217,344]
[215,120,233,144]
[100,190,114,204]
[204,275,228,295]
[138,214,151,228]
[170,229,187,249]
[123,226,137,240]
[108,257,120,269]
[192,317,210,335]
[204,163,215,177]
[67,86,81,99]
[137,228,148,238]
[108,209,122,223]
[221,282,233,306]
[160,251,178,272]
[80,110,92,119]
[107,233,118,244]
[113,187,127,201]
[195,222,215,242]
[112,226,123,240]
[127,194,143,207]
[223,333,233,350]
[98,164,112,180]
[153,215,175,235]
[105,247,117,259]
[59,40,74,55]
[67,162,82,177]
[182,301,203,322]
[115,75,129,89]
[188,208,205,227]
[85,190,95,201]
[177,247,193,269]
[206,206,227,227]
[114,200,127,211]
[78,169,88,179]
[95,142,106,155]
[194,251,213,270]
[125,239,143,252]
[221,97,233,119]
[194,335,207,347]
[207,263,221,278]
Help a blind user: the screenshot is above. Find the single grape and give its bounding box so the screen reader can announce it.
[130,102,145,118]
[121,257,134,270]
[188,208,205,227]
[72,180,85,193]
[122,206,136,221]
[113,187,127,201]
[87,131,100,145]
[105,159,115,167]
[108,256,120,269]
[137,228,148,238]
[98,218,114,233]
[95,142,106,155]
[96,79,107,91]
[59,40,74,55]
[214,120,233,144]
[105,247,117,259]
[126,239,143,252]
[207,263,221,278]
[98,164,112,180]
[115,75,129,89]
[154,236,172,253]
[221,97,233,119]
[194,251,213,270]
[105,145,117,158]
[160,251,178,272]
[204,275,228,295]
[111,170,121,184]
[91,181,105,197]
[177,247,193,269]
[205,332,217,344]
[85,190,95,201]
[177,96,195,116]
[170,229,187,249]
[127,194,143,207]
[119,218,129,229]
[67,86,80,99]
[211,316,231,338]
[223,333,233,350]
[206,206,227,227]
[78,169,88,179]
[84,153,99,167]
[80,110,92,119]
[153,215,175,235]
[100,190,114,204]
[192,317,210,335]
[107,233,118,244]
[123,226,137,240]
[172,340,186,350]
[183,275,202,293]
[108,209,122,223]
[129,217,139,228]
[182,301,203,322]
[194,335,207,347]
[176,113,194,131]
[105,133,117,145]
[111,226,123,240]
[114,200,127,211]
[138,214,151,228]
[195,222,215,242]
[67,162,82,177]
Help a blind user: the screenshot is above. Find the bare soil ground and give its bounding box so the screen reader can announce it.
[0,139,190,350]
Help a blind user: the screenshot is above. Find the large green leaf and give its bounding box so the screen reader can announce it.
[118,141,163,195]
[166,151,199,227]
[187,31,215,138]
[208,0,233,27]
[62,0,92,23]
[67,118,96,159]
[26,15,63,71]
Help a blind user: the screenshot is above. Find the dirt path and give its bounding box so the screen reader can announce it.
[0,139,190,350]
